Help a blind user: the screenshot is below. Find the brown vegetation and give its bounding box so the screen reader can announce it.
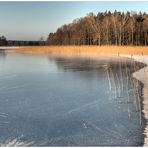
[11,46,148,57]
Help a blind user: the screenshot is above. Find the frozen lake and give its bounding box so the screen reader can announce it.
[0,51,146,146]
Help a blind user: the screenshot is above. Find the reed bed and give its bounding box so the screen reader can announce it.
[11,46,148,56]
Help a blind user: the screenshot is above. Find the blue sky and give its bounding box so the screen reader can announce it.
[0,1,148,41]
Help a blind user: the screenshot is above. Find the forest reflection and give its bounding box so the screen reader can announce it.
[48,55,145,124]
[0,49,6,59]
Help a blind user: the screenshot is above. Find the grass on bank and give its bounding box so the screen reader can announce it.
[11,46,148,57]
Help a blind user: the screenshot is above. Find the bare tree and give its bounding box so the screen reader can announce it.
[47,11,148,46]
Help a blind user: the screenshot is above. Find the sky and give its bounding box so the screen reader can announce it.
[0,1,148,41]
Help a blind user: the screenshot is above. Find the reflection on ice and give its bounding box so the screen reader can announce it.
[49,55,145,125]
[121,55,148,146]
[0,49,6,59]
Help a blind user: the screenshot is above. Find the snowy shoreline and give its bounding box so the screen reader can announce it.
[121,54,148,146]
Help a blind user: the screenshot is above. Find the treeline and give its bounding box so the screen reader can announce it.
[0,36,46,46]
[47,11,148,46]
[0,36,7,46]
[7,40,46,46]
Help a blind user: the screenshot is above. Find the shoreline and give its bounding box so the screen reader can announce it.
[121,54,148,146]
